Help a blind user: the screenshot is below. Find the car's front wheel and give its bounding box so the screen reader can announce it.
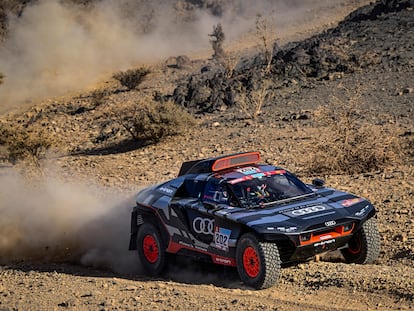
[137,223,166,275]
[341,217,381,264]
[236,233,281,289]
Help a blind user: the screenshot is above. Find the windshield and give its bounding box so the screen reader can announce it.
[228,171,313,208]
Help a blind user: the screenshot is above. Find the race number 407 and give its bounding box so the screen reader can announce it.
[215,227,231,251]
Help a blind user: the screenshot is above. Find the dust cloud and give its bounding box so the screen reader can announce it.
[0,169,141,275]
[0,169,227,281]
[0,0,343,112]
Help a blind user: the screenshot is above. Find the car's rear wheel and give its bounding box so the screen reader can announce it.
[236,233,281,289]
[137,223,166,275]
[341,217,381,264]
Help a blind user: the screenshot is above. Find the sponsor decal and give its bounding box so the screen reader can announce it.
[355,205,370,216]
[324,220,336,227]
[159,187,174,194]
[214,227,231,251]
[178,241,192,248]
[314,238,336,247]
[320,234,333,240]
[193,217,215,235]
[236,167,261,175]
[274,226,298,232]
[229,169,286,184]
[212,256,235,266]
[174,241,208,252]
[228,175,253,184]
[341,198,364,207]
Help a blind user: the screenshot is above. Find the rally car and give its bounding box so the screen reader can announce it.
[129,152,381,289]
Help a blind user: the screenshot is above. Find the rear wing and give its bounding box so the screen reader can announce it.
[177,152,261,176]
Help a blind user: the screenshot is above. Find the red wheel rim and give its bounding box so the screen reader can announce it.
[143,235,159,263]
[348,235,362,255]
[243,246,260,278]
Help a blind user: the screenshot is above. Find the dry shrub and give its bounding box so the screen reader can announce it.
[237,79,272,120]
[0,72,3,84]
[209,23,225,60]
[357,50,382,68]
[112,67,150,90]
[221,55,238,79]
[89,87,112,107]
[0,122,51,165]
[115,100,196,143]
[307,96,402,175]
[176,55,191,69]
[401,132,414,162]
[255,13,278,74]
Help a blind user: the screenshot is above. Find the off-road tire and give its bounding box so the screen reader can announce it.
[341,217,381,264]
[137,223,166,275]
[236,233,281,289]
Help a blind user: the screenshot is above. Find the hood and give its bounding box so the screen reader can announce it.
[215,190,374,234]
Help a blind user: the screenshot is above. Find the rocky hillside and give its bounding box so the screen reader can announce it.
[173,0,414,115]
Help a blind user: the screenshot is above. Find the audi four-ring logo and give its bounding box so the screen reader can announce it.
[291,205,325,216]
[325,220,336,226]
[193,217,215,235]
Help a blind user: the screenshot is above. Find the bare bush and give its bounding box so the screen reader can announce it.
[209,23,225,60]
[237,80,272,120]
[176,55,191,69]
[306,94,403,175]
[114,100,196,143]
[255,14,278,74]
[0,72,3,84]
[0,122,51,165]
[112,67,150,90]
[221,54,238,78]
[89,87,112,107]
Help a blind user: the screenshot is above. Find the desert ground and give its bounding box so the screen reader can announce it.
[0,0,413,310]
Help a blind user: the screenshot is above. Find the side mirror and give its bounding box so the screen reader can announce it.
[312,178,325,188]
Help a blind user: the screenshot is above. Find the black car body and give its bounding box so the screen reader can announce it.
[129,152,380,289]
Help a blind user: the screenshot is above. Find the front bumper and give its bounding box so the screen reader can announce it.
[288,234,352,261]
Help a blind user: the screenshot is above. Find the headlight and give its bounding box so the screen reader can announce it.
[343,223,354,232]
[300,232,311,242]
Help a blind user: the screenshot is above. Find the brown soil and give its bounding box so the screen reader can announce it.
[0,1,413,310]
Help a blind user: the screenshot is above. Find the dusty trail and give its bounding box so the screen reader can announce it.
[1,260,413,310]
